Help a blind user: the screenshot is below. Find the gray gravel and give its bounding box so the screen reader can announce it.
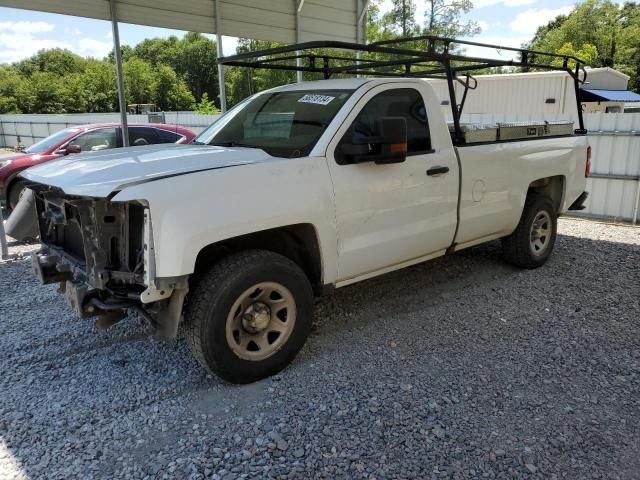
[1,218,639,479]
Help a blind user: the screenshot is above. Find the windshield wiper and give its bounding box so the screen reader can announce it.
[210,141,257,149]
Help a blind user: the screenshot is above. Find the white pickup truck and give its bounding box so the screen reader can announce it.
[23,75,590,383]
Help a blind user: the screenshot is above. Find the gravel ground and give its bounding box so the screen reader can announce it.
[1,218,639,479]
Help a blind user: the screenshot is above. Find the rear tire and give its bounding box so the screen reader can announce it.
[502,195,557,269]
[184,250,313,384]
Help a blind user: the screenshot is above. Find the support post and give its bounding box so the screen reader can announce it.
[445,61,462,145]
[356,0,369,77]
[573,63,586,134]
[215,0,227,112]
[633,178,640,225]
[0,212,9,260]
[296,0,305,83]
[109,0,129,147]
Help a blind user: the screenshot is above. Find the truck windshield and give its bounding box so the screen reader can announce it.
[194,89,354,157]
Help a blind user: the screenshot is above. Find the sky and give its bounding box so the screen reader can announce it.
[0,1,580,65]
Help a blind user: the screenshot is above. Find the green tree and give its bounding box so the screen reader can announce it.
[227,39,296,107]
[526,0,640,89]
[422,0,480,37]
[174,32,220,103]
[123,57,154,105]
[0,66,23,113]
[15,48,87,77]
[132,36,180,68]
[616,2,640,91]
[61,73,89,113]
[195,92,220,114]
[153,64,195,110]
[382,0,419,37]
[17,72,67,113]
[83,60,118,112]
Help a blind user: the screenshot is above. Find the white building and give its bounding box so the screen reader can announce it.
[428,67,640,118]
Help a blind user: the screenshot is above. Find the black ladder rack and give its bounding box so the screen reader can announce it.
[218,36,587,145]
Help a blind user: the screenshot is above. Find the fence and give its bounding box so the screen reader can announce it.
[1,111,639,223]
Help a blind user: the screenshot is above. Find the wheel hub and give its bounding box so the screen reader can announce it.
[242,301,271,333]
[226,282,297,361]
[529,210,551,255]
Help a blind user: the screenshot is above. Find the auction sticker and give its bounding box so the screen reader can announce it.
[298,94,335,105]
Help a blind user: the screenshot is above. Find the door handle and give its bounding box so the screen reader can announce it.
[426,166,450,176]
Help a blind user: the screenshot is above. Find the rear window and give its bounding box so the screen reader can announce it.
[155,129,183,143]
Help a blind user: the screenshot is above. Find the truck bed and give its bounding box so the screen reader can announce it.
[453,134,589,250]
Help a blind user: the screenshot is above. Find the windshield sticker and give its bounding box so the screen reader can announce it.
[298,94,335,106]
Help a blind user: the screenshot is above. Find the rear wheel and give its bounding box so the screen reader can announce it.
[8,180,26,211]
[185,250,313,384]
[502,195,557,269]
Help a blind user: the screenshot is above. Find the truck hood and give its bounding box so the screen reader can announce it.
[20,143,274,197]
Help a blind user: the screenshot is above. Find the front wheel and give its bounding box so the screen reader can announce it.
[502,195,557,269]
[184,250,313,384]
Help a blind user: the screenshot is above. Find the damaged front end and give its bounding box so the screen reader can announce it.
[30,185,187,338]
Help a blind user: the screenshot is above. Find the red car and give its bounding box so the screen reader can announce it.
[0,123,196,209]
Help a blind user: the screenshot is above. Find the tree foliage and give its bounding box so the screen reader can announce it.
[194,92,220,114]
[368,0,480,41]
[0,36,202,114]
[526,0,640,91]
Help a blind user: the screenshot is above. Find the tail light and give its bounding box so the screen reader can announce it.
[585,146,591,177]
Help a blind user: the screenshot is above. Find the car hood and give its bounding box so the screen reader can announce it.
[20,144,274,197]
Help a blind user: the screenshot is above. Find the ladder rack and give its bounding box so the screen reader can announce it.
[218,35,588,145]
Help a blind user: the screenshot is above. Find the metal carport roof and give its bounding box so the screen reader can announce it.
[0,0,368,44]
[580,89,640,103]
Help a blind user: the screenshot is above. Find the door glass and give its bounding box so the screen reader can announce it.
[155,129,182,143]
[72,128,118,152]
[338,88,431,164]
[129,127,160,146]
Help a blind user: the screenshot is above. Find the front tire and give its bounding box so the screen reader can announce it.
[8,180,26,211]
[502,195,557,269]
[185,250,314,384]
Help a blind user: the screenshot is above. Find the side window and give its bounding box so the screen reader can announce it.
[71,128,118,152]
[129,127,160,146]
[337,88,431,164]
[155,129,182,143]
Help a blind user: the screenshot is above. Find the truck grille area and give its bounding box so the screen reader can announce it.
[34,188,145,290]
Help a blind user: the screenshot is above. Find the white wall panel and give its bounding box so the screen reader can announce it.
[581,113,640,222]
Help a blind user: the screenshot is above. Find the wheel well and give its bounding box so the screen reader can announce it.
[4,174,22,204]
[527,175,565,213]
[193,224,323,294]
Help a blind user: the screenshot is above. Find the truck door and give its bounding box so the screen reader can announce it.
[326,84,459,282]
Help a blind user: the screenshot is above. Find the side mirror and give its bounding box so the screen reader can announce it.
[65,144,82,154]
[342,117,407,165]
